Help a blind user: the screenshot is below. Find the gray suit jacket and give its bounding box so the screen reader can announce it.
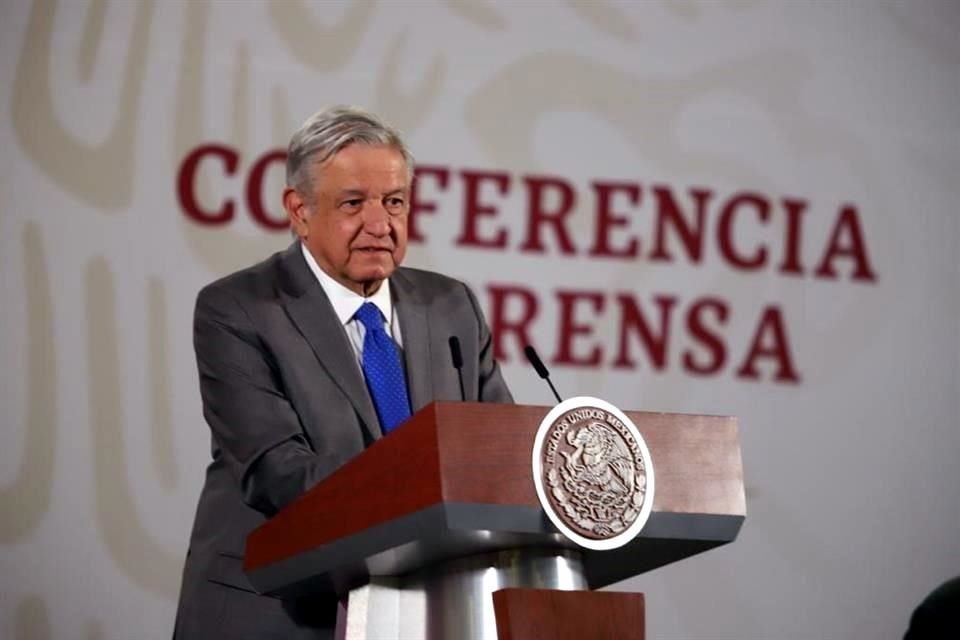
[174,242,512,639]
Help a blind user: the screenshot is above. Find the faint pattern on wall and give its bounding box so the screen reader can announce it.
[568,0,640,42]
[665,0,704,20]
[14,595,104,640]
[14,596,49,640]
[269,0,376,71]
[885,0,960,65]
[664,0,757,20]
[464,50,863,182]
[374,31,445,133]
[11,0,154,209]
[444,0,506,30]
[87,258,180,597]
[148,278,178,490]
[77,0,107,81]
[233,44,252,157]
[173,0,282,276]
[0,224,56,543]
[171,0,209,161]
[272,88,293,145]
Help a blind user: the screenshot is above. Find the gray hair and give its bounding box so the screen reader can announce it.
[286,105,414,197]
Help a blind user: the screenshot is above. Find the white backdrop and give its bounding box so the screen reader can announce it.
[1,1,958,638]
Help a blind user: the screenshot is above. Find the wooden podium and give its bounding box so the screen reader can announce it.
[245,402,745,640]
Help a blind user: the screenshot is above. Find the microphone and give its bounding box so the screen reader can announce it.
[523,345,563,404]
[448,336,466,401]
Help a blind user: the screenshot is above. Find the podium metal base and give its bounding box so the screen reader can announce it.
[336,549,586,640]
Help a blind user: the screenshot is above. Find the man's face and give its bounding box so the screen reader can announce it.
[285,144,410,296]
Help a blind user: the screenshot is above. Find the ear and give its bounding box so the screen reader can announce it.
[283,187,309,239]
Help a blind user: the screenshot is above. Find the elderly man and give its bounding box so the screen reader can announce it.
[174,106,512,639]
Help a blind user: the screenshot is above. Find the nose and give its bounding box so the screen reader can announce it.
[360,199,390,236]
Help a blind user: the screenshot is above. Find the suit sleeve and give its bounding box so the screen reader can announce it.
[462,282,514,404]
[193,285,334,516]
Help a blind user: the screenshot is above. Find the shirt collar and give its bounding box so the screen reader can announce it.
[300,242,392,325]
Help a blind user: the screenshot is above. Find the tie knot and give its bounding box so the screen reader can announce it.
[354,301,385,332]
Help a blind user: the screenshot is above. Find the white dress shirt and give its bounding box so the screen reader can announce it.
[300,243,404,367]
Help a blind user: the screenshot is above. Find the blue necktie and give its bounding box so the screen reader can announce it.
[354,302,411,434]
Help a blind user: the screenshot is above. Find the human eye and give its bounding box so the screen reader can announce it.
[384,195,407,214]
[340,198,364,212]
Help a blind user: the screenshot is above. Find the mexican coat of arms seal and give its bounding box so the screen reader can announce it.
[532,397,655,550]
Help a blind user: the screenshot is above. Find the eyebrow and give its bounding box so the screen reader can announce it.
[336,187,408,199]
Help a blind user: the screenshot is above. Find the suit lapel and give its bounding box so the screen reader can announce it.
[392,270,433,413]
[277,243,383,441]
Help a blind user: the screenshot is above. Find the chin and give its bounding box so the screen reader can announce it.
[355,254,397,273]
[351,265,393,284]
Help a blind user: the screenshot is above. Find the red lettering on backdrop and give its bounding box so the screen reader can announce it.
[172,143,888,385]
[814,204,877,282]
[683,297,729,375]
[487,284,539,362]
[409,166,450,243]
[589,181,641,258]
[246,150,288,230]
[455,170,511,248]
[718,192,773,270]
[518,175,578,255]
[554,290,606,366]
[778,197,807,275]
[649,186,712,263]
[735,306,800,383]
[718,192,770,270]
[612,294,676,370]
[177,144,239,224]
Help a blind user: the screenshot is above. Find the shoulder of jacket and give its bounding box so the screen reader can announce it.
[196,249,287,304]
[396,266,468,292]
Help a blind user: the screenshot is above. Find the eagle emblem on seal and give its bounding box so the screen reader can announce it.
[533,397,655,550]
